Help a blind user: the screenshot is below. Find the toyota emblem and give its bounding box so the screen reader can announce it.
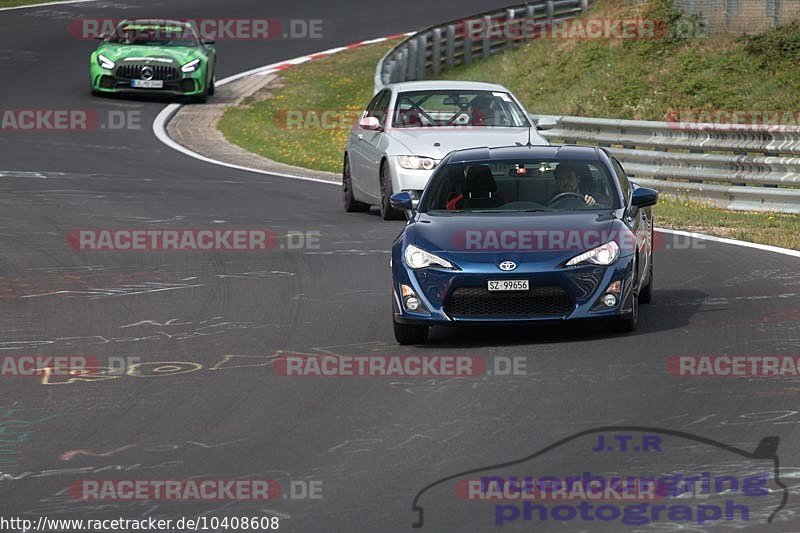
[499,261,517,271]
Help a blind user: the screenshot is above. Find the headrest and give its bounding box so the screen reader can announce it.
[465,165,497,194]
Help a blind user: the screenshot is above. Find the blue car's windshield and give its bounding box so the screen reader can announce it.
[110,24,199,47]
[420,159,620,213]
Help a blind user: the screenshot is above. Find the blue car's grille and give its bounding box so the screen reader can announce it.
[445,286,572,318]
[115,64,180,81]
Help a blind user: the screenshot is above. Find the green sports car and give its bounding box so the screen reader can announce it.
[90,19,216,102]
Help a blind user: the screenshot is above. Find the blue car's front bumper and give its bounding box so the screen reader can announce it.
[392,248,637,326]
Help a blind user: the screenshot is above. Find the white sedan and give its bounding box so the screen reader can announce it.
[342,80,554,219]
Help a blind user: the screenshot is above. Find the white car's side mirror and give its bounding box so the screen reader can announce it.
[358,116,382,131]
[535,117,558,130]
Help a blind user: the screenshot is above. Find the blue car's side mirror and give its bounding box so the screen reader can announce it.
[390,191,414,211]
[631,187,658,208]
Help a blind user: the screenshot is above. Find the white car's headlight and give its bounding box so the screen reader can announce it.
[566,241,620,267]
[404,244,456,270]
[97,54,115,70]
[397,155,437,170]
[181,59,201,73]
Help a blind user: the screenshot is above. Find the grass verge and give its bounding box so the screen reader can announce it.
[655,197,799,250]
[440,0,800,119]
[217,1,799,250]
[218,41,396,173]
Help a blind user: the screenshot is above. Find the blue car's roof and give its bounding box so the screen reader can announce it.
[447,145,602,163]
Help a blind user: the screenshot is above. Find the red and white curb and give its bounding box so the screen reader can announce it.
[152,34,800,259]
[212,33,412,87]
[153,33,412,185]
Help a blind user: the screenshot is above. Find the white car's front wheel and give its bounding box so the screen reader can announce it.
[379,161,404,221]
[343,155,370,213]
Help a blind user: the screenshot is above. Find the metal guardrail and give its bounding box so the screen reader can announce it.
[374,1,800,213]
[375,0,589,91]
[536,115,800,213]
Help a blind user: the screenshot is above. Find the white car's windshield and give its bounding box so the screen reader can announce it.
[392,90,529,128]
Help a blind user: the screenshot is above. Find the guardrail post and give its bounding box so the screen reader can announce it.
[382,60,392,86]
[464,27,472,64]
[506,8,515,50]
[406,40,417,80]
[546,0,555,19]
[416,34,427,80]
[445,24,455,68]
[580,0,589,12]
[432,28,442,76]
[482,15,492,58]
[525,4,535,19]
[394,49,406,83]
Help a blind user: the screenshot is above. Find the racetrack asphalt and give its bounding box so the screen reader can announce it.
[0,1,799,531]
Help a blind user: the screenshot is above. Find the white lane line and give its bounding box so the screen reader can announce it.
[151,37,799,260]
[151,36,407,185]
[656,228,800,259]
[152,101,338,186]
[0,0,99,12]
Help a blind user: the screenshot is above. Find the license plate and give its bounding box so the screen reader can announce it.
[131,79,163,89]
[488,279,529,292]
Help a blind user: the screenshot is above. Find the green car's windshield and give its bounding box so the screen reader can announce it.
[110,25,199,47]
[420,159,621,213]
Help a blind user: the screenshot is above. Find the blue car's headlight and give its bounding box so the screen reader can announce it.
[97,54,115,70]
[181,59,201,73]
[566,241,619,267]
[404,244,456,270]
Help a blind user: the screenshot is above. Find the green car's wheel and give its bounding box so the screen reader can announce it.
[189,71,214,104]
[207,74,215,96]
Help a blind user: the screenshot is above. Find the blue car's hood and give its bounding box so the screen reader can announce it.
[409,211,625,266]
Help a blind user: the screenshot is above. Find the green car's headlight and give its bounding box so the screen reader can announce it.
[97,54,115,70]
[181,59,201,73]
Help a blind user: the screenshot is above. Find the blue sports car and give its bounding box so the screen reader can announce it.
[389,145,658,344]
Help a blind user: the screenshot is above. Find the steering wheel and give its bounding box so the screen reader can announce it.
[547,192,585,207]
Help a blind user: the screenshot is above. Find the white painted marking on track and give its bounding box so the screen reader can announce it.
[656,228,800,259]
[0,0,99,12]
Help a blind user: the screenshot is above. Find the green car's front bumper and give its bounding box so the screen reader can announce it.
[90,62,209,96]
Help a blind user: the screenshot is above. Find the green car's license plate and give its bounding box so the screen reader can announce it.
[131,79,164,89]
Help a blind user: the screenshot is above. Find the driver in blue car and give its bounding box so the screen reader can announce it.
[553,163,597,206]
